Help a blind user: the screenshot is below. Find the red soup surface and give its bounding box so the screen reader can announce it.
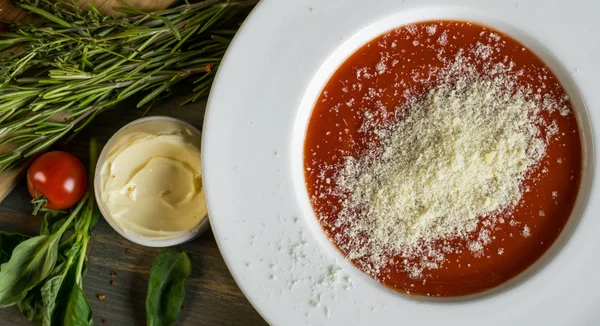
[304,21,582,297]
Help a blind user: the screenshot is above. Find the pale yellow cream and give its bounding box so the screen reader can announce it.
[99,119,206,240]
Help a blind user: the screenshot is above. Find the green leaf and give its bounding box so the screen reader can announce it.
[63,285,92,326]
[40,261,70,325]
[41,249,80,326]
[19,248,78,326]
[18,285,44,325]
[0,231,30,265]
[0,234,62,307]
[19,5,73,28]
[146,249,192,326]
[155,15,181,40]
[40,212,70,235]
[0,197,85,307]
[136,77,179,108]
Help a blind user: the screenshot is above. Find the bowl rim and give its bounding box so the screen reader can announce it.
[94,115,209,248]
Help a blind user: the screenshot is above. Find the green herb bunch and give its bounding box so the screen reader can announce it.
[0,138,100,325]
[0,0,257,171]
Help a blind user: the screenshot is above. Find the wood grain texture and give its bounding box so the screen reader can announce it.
[0,0,27,22]
[0,13,268,322]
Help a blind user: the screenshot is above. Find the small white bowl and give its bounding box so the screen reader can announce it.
[94,116,209,247]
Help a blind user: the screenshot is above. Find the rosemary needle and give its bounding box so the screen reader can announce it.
[0,0,257,171]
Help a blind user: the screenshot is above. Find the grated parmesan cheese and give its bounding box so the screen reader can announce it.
[331,53,553,278]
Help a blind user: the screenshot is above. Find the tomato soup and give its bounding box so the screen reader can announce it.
[304,21,582,297]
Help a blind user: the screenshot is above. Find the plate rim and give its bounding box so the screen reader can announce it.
[202,0,599,324]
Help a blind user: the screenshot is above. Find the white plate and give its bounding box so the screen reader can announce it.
[202,0,598,324]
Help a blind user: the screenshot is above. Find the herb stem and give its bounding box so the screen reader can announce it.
[74,137,98,286]
[55,192,89,236]
[74,218,90,286]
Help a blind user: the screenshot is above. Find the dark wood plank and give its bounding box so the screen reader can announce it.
[0,88,267,325]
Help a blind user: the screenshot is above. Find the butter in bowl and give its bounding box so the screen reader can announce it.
[95,116,208,247]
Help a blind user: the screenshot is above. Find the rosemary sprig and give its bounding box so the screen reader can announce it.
[0,0,257,171]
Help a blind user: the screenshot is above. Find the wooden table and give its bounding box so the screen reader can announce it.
[0,75,267,326]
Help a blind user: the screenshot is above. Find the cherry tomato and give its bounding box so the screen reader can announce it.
[27,151,87,211]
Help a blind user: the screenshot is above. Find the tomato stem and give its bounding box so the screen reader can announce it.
[31,196,48,216]
[28,167,49,216]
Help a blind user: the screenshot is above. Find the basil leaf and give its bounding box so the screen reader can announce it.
[40,213,69,236]
[63,284,92,326]
[18,285,44,325]
[58,237,81,260]
[18,254,76,325]
[40,260,69,325]
[0,194,86,307]
[146,249,192,326]
[41,256,79,326]
[39,219,50,236]
[19,229,84,325]
[0,231,30,264]
[0,234,62,307]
